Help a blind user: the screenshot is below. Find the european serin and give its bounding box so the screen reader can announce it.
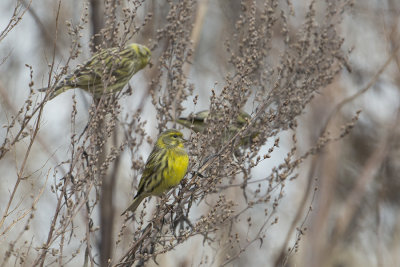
[177,110,258,147]
[40,43,151,99]
[122,129,189,215]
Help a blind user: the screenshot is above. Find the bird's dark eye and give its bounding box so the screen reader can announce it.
[173,134,178,138]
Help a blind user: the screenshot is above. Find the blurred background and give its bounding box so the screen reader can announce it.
[0,0,399,266]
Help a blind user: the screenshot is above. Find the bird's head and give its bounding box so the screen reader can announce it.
[125,43,151,69]
[157,129,186,149]
[136,44,151,67]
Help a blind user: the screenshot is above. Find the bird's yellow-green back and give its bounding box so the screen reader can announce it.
[176,110,210,133]
[40,43,151,99]
[177,110,256,146]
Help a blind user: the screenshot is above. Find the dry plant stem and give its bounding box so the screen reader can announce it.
[321,45,400,135]
[88,1,115,265]
[0,83,32,159]
[45,0,61,92]
[32,4,63,266]
[84,202,96,267]
[0,80,63,237]
[0,172,49,237]
[100,118,120,267]
[274,158,318,266]
[33,177,68,266]
[0,81,60,162]
[33,175,96,266]
[332,107,400,245]
[115,224,153,266]
[0,0,32,42]
[98,112,112,267]
[90,0,104,48]
[173,0,208,119]
[21,0,61,55]
[281,186,318,267]
[0,94,47,229]
[88,0,139,261]
[221,201,283,267]
[307,119,341,267]
[387,0,400,81]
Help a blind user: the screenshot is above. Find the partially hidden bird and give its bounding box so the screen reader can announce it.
[177,110,258,148]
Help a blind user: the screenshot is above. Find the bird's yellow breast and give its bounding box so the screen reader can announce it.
[162,149,189,190]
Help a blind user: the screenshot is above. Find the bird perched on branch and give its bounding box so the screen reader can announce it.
[121,129,189,215]
[177,110,258,148]
[39,43,151,99]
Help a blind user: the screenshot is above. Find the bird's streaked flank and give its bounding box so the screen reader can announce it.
[39,43,151,99]
[121,129,189,215]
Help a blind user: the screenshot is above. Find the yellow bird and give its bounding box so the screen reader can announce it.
[39,43,151,99]
[122,129,189,215]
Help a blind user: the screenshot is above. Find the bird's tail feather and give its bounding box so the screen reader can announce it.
[37,84,71,100]
[121,195,145,216]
